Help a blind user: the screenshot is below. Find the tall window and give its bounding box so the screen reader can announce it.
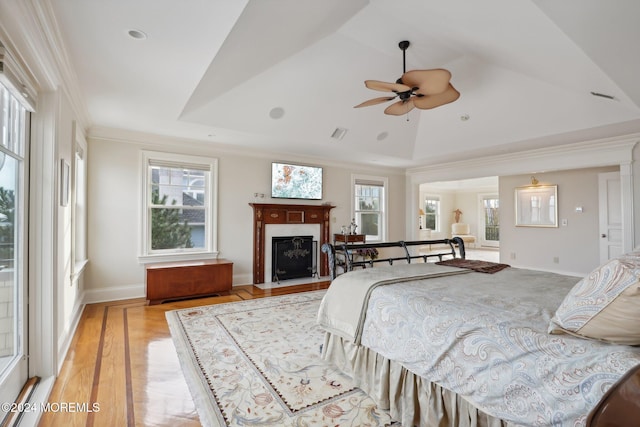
[482,196,500,242]
[352,175,387,242]
[424,196,440,231]
[0,78,28,391]
[72,129,88,277]
[140,151,218,261]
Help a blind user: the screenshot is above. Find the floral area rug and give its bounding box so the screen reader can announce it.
[166,290,394,426]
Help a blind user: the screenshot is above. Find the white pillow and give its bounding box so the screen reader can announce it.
[548,253,640,345]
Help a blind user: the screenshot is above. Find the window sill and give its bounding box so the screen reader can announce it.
[138,251,220,265]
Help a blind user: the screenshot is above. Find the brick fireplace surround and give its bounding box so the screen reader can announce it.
[249,203,335,284]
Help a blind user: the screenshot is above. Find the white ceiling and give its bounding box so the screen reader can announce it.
[48,0,640,168]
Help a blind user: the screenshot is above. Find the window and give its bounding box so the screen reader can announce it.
[352,175,388,242]
[424,196,440,231]
[72,128,88,278]
[140,151,218,262]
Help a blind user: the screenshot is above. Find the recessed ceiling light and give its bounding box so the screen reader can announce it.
[127,29,147,40]
[269,107,285,119]
[376,131,388,141]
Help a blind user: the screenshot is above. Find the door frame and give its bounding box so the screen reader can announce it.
[598,171,622,263]
[478,193,500,248]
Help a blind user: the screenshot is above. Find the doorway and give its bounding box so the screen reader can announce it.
[0,83,29,407]
[479,194,500,248]
[598,171,622,263]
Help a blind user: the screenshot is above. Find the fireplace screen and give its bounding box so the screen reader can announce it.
[272,236,315,282]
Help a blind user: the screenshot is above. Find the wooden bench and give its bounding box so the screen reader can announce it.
[145,259,233,305]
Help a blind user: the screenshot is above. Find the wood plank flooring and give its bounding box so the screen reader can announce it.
[38,282,330,427]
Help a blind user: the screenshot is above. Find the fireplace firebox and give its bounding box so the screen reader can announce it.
[271,236,315,282]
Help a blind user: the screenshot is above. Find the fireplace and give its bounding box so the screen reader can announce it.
[249,203,335,284]
[271,236,315,282]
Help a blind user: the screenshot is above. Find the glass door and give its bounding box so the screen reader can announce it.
[480,195,500,248]
[0,82,28,408]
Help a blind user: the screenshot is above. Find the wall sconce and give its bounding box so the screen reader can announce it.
[530,176,539,186]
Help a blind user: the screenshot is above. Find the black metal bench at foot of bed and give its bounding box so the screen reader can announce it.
[321,236,466,280]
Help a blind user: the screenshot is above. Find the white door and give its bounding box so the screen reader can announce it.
[0,85,29,409]
[599,171,622,263]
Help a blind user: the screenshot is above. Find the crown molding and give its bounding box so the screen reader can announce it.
[0,0,91,130]
[88,125,406,175]
[407,134,640,184]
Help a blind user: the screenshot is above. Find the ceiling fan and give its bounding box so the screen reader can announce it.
[354,40,460,115]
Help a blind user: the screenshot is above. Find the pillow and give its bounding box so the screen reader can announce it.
[548,253,640,345]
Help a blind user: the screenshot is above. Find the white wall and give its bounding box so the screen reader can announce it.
[499,166,618,275]
[86,134,406,298]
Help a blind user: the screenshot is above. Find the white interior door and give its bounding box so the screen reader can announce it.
[599,171,622,263]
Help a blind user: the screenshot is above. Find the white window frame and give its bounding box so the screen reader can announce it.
[139,150,218,263]
[424,195,441,232]
[71,122,88,279]
[351,174,388,242]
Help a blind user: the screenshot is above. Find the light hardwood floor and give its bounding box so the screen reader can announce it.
[38,282,330,427]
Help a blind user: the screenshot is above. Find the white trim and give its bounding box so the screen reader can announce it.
[83,283,146,305]
[407,136,638,245]
[29,90,58,380]
[56,297,85,373]
[407,136,639,183]
[138,251,220,265]
[139,150,219,261]
[620,161,635,253]
[88,126,405,176]
[351,174,388,242]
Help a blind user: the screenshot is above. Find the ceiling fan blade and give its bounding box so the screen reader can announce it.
[412,84,461,109]
[384,99,415,116]
[365,80,412,93]
[401,69,452,95]
[354,96,397,108]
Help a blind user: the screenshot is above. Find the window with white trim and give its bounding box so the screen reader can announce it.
[72,132,88,277]
[424,196,440,231]
[352,175,387,242]
[140,151,218,262]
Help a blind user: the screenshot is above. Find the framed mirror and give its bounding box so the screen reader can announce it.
[515,184,557,227]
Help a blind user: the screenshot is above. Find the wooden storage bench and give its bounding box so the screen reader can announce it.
[145,259,233,305]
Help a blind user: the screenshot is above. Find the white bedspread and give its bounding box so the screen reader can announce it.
[322,266,640,426]
[316,263,470,344]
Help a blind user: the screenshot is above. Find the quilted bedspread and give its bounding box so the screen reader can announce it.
[339,267,640,426]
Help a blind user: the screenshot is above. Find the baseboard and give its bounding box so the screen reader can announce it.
[57,294,85,373]
[83,283,146,304]
[232,273,253,286]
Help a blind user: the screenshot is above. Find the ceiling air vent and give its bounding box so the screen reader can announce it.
[590,91,615,100]
[331,127,348,140]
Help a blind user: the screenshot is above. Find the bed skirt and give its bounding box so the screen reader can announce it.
[322,333,514,427]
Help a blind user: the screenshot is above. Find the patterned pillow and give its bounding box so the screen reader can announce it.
[548,253,640,345]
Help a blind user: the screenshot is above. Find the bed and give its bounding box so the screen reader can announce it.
[317,240,640,427]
